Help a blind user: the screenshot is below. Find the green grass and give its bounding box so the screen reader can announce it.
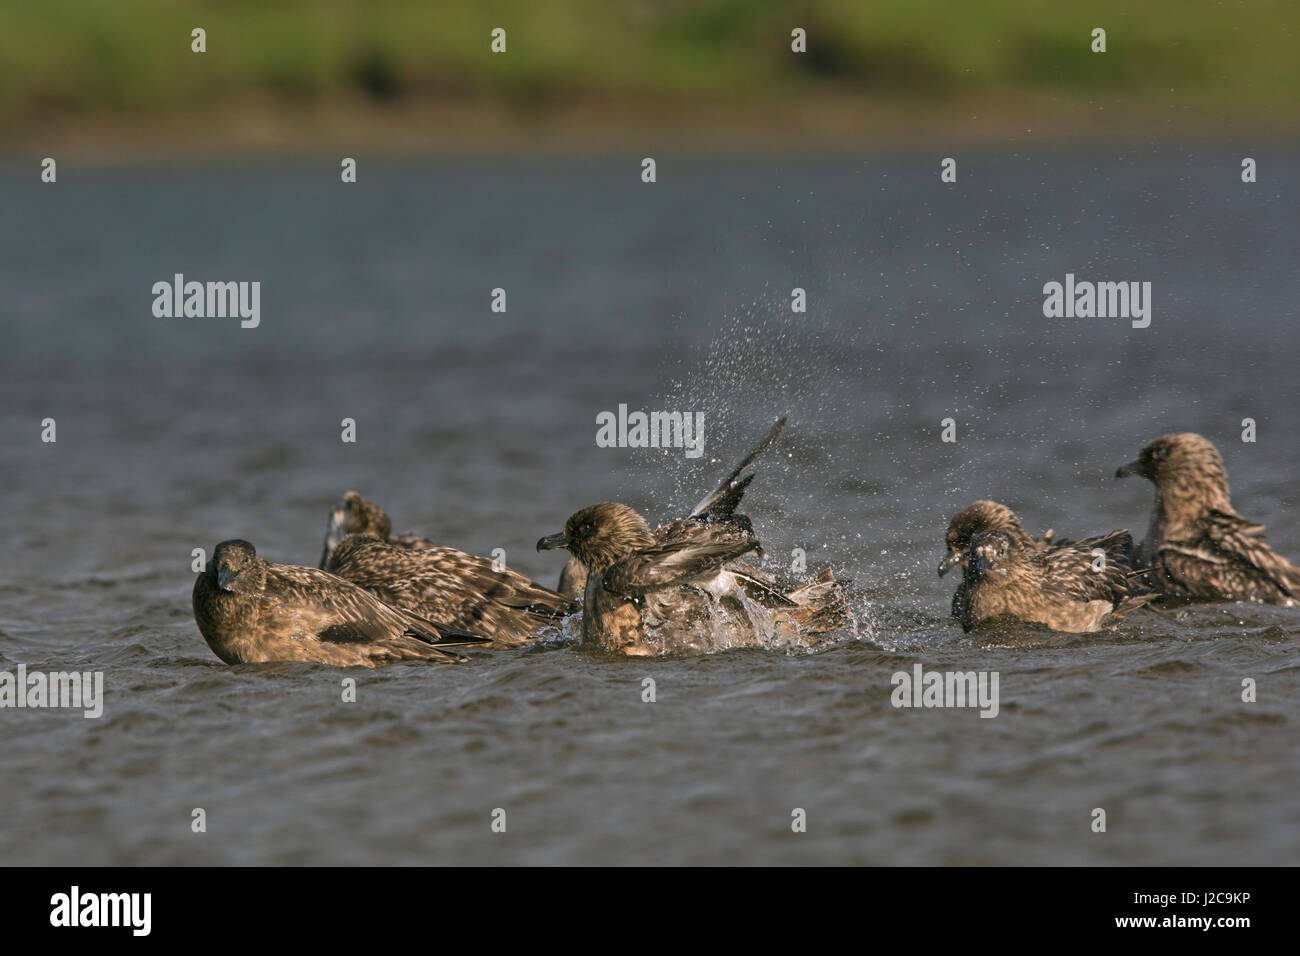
[0,0,1294,126]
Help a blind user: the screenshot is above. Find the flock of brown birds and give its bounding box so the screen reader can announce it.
[192,425,1299,667]
[194,415,848,665]
[941,432,1300,632]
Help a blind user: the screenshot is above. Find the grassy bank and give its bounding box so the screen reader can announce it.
[2,1,1297,150]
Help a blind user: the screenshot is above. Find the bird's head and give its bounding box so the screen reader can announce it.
[211,539,263,594]
[967,529,1015,581]
[940,500,1026,576]
[1116,433,1231,510]
[321,490,392,567]
[537,502,655,575]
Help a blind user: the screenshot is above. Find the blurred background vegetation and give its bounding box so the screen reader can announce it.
[2,0,1296,151]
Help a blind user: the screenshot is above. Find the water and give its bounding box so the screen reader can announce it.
[1,149,1297,864]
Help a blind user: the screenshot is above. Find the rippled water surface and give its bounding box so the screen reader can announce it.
[1,151,1298,864]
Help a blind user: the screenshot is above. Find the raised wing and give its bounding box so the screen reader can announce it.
[689,412,788,521]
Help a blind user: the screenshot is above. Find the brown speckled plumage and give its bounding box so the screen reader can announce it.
[193,540,488,667]
[319,491,437,569]
[324,533,576,648]
[956,529,1152,633]
[1116,432,1300,605]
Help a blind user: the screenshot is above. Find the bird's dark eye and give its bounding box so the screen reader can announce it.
[579,523,594,536]
[1151,447,1167,461]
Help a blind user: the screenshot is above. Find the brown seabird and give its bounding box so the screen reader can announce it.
[1116,432,1300,605]
[536,416,848,655]
[324,533,577,648]
[193,539,488,666]
[319,490,437,569]
[938,500,1069,619]
[956,528,1153,633]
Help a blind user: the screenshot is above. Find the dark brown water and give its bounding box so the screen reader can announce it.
[1,151,1297,864]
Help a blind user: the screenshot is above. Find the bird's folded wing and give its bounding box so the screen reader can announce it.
[1044,530,1133,601]
[333,538,575,619]
[602,527,761,597]
[269,565,488,648]
[1161,510,1296,599]
[400,549,574,615]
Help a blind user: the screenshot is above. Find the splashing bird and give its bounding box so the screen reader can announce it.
[543,412,790,599]
[536,416,848,655]
[193,540,489,666]
[1116,432,1300,605]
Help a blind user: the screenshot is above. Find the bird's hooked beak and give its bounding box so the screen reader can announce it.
[937,551,963,577]
[536,532,570,552]
[217,566,238,592]
[1115,460,1143,479]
